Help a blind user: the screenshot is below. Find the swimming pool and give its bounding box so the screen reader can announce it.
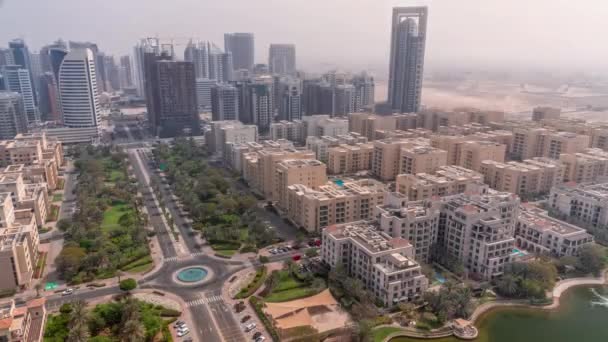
[334,179,344,187]
[512,247,527,257]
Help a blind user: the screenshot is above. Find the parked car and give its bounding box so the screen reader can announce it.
[234,301,246,313]
[252,332,262,339]
[255,337,266,342]
[174,321,186,329]
[244,323,256,332]
[241,315,251,323]
[177,328,190,337]
[292,254,301,261]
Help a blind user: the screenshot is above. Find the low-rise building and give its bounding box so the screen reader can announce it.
[0,174,49,227]
[326,143,374,175]
[515,205,593,257]
[399,145,447,175]
[458,140,506,171]
[306,134,367,163]
[371,138,430,181]
[302,115,349,138]
[205,120,258,154]
[396,166,486,201]
[532,106,561,122]
[321,221,429,305]
[275,159,327,206]
[0,298,47,342]
[559,148,608,183]
[479,158,564,198]
[549,182,608,229]
[269,120,305,143]
[437,191,520,280]
[286,179,386,232]
[375,192,441,262]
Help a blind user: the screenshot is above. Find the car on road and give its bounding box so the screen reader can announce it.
[252,332,262,339]
[255,337,266,342]
[244,323,256,332]
[183,338,193,342]
[177,328,190,337]
[241,315,251,323]
[61,288,74,296]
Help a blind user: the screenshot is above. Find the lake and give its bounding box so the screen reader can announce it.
[391,285,608,342]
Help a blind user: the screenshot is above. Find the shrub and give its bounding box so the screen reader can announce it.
[119,278,137,292]
[160,308,181,317]
[249,296,280,342]
[259,255,269,263]
[236,266,268,299]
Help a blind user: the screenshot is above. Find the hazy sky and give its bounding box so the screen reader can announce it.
[1,0,607,74]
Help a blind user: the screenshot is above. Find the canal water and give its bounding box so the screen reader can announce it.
[391,285,608,342]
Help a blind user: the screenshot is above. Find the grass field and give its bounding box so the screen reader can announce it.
[372,327,404,342]
[264,271,322,303]
[52,193,63,202]
[101,201,133,231]
[210,242,240,257]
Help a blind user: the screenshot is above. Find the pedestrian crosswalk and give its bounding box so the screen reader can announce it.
[162,252,206,263]
[163,256,179,262]
[186,295,223,307]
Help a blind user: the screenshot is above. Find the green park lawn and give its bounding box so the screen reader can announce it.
[210,241,241,257]
[264,271,322,303]
[101,201,133,231]
[52,193,63,202]
[372,326,404,342]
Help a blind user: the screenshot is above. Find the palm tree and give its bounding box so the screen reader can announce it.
[121,298,140,325]
[116,270,124,283]
[497,274,519,297]
[119,319,146,342]
[34,283,42,298]
[67,300,89,342]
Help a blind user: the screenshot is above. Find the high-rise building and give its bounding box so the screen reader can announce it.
[1,65,38,123]
[269,44,296,75]
[144,54,200,137]
[119,55,133,88]
[224,33,254,71]
[211,83,239,121]
[277,77,302,121]
[208,47,233,83]
[58,48,101,131]
[184,40,210,79]
[37,73,61,122]
[250,83,273,132]
[195,78,215,112]
[133,38,161,98]
[103,55,120,91]
[0,92,27,139]
[8,39,37,104]
[39,39,68,74]
[352,72,375,111]
[69,41,104,93]
[387,7,428,113]
[0,48,14,68]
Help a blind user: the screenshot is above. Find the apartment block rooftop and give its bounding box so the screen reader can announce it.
[325,221,414,256]
[519,205,588,236]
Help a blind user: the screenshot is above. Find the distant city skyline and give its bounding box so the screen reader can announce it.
[0,0,607,75]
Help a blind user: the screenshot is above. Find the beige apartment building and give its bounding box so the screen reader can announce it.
[326,143,374,175]
[399,145,447,175]
[437,123,491,136]
[0,133,63,168]
[306,134,367,163]
[430,135,467,165]
[469,130,514,152]
[417,108,504,132]
[0,298,47,342]
[321,222,429,305]
[510,127,591,160]
[590,127,608,151]
[269,120,305,143]
[225,140,295,172]
[541,131,591,159]
[559,148,608,183]
[348,113,418,141]
[371,138,430,181]
[516,205,593,258]
[205,121,258,154]
[286,179,386,232]
[242,146,316,199]
[438,191,520,280]
[458,141,506,171]
[0,193,38,292]
[275,159,327,206]
[479,158,564,198]
[396,166,486,201]
[0,162,58,191]
[375,192,441,261]
[302,115,349,138]
[374,128,432,140]
[510,127,550,160]
[0,174,49,227]
[549,182,608,229]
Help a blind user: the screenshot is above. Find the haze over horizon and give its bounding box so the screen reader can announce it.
[1,0,607,76]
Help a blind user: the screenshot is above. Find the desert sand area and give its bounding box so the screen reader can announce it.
[375,80,608,120]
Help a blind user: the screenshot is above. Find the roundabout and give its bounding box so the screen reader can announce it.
[172,265,214,285]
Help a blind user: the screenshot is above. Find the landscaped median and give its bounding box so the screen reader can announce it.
[235,266,267,299]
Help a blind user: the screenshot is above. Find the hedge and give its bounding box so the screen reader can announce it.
[160,308,182,317]
[236,266,267,299]
[249,296,280,342]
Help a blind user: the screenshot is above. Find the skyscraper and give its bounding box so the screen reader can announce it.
[8,39,37,105]
[277,77,302,121]
[69,41,105,93]
[2,65,38,123]
[184,40,210,79]
[38,72,61,122]
[39,39,68,74]
[224,33,254,71]
[0,92,27,139]
[353,72,375,111]
[208,47,233,83]
[0,48,14,68]
[58,48,101,130]
[269,44,296,75]
[250,83,273,132]
[195,78,215,112]
[133,38,160,98]
[144,54,200,137]
[120,55,133,87]
[211,83,239,121]
[387,7,428,113]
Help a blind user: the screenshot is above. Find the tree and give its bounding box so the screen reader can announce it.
[56,246,86,280]
[119,278,137,292]
[67,300,89,342]
[116,270,124,284]
[305,248,319,258]
[496,274,519,297]
[34,282,42,297]
[577,245,606,276]
[119,319,145,342]
[311,278,326,291]
[352,319,373,342]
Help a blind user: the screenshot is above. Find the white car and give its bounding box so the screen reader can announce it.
[244,323,256,332]
[177,328,190,337]
[255,337,266,342]
[61,288,74,296]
